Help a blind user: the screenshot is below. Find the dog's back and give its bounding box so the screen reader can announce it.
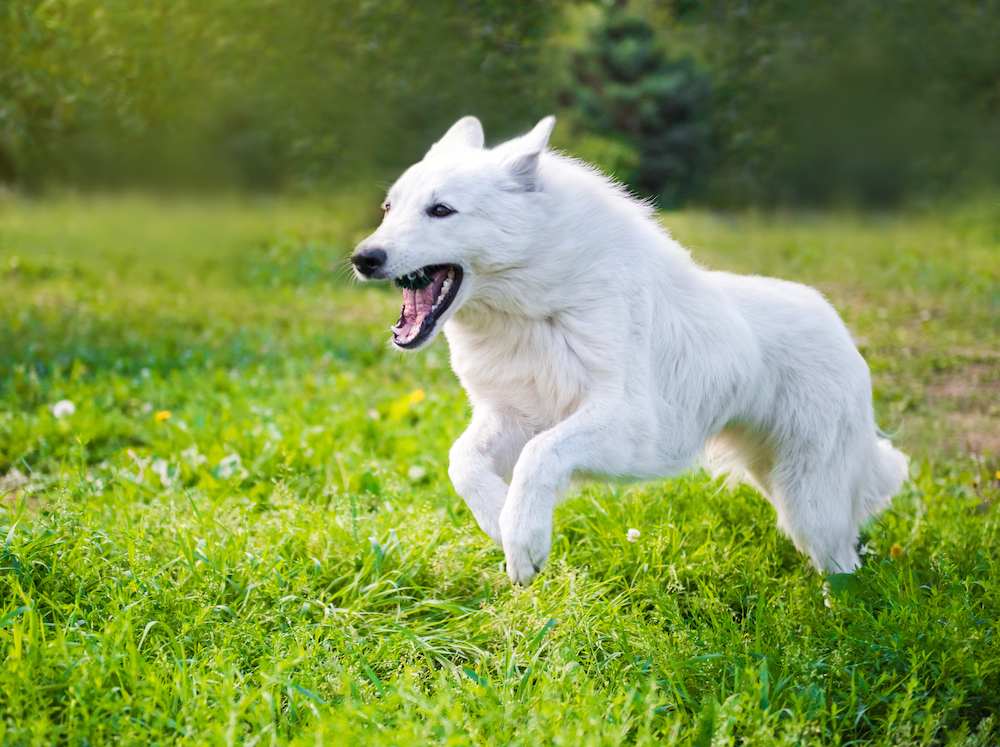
[703,272,909,570]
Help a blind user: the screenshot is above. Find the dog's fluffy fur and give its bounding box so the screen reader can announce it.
[353,115,909,585]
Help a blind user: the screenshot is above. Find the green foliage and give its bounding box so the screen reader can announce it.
[558,130,642,185]
[668,0,1000,205]
[0,0,562,190]
[0,195,998,743]
[556,0,1000,206]
[4,0,1000,205]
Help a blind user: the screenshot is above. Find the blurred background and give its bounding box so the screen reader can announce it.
[3,0,1000,207]
[1,0,999,466]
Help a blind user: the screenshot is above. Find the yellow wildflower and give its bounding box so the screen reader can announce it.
[409,389,425,404]
[890,543,903,558]
[155,410,171,421]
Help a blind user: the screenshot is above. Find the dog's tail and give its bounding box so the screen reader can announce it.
[855,430,909,527]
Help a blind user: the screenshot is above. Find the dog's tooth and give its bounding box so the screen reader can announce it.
[432,280,450,311]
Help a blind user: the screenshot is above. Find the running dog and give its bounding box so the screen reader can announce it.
[351,115,909,585]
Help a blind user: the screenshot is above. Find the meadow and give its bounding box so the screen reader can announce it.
[0,193,998,745]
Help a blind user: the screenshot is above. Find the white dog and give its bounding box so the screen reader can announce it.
[352,115,909,585]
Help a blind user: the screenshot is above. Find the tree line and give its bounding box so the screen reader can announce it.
[2,0,998,206]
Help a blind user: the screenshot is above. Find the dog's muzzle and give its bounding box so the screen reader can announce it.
[352,247,387,278]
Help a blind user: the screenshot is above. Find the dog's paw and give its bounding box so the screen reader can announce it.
[503,542,547,585]
[499,516,551,585]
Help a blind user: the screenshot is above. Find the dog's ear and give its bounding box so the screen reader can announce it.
[501,116,555,191]
[426,116,485,158]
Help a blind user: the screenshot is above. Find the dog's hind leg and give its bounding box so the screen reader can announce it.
[770,474,863,574]
[708,423,861,572]
[764,420,903,575]
[448,408,532,545]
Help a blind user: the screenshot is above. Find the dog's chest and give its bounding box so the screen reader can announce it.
[445,317,590,428]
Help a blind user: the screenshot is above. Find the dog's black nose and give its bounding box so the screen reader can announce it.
[351,247,387,277]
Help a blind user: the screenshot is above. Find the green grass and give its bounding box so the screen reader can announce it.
[0,193,998,745]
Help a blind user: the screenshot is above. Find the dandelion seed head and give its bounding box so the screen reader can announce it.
[52,400,76,418]
[627,528,640,542]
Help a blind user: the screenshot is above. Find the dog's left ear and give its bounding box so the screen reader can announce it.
[502,116,555,191]
[427,116,485,158]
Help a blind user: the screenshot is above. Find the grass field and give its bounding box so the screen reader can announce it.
[0,193,998,745]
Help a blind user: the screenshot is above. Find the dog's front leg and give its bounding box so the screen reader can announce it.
[500,402,634,585]
[448,408,532,545]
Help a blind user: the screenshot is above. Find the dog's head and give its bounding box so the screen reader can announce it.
[352,115,555,350]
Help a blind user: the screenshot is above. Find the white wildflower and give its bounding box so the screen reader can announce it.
[216,454,243,480]
[52,400,76,418]
[626,528,640,543]
[151,458,173,486]
[0,468,28,493]
[181,446,207,467]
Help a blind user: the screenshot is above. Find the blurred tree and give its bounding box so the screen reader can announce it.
[4,0,999,205]
[0,0,563,190]
[0,1,83,183]
[569,6,710,206]
[670,0,1000,205]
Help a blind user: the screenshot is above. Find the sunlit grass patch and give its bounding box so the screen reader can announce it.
[0,195,997,744]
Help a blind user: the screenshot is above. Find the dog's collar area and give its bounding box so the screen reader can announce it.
[391,264,463,348]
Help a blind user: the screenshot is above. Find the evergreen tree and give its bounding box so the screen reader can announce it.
[571,8,710,207]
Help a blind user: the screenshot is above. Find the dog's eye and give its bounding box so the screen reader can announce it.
[382,202,391,213]
[427,203,456,218]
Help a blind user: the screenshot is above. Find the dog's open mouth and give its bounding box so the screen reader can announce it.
[391,264,463,348]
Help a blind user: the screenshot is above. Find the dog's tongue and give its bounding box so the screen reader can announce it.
[393,269,448,343]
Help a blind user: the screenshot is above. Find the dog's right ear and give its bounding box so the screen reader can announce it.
[426,116,485,158]
[501,115,555,191]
